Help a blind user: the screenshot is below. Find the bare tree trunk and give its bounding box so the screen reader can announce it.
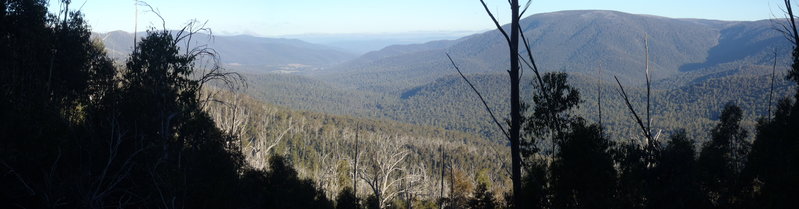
[507,0,523,208]
[439,144,445,209]
[598,63,603,127]
[354,125,359,198]
[768,50,778,117]
[472,0,522,207]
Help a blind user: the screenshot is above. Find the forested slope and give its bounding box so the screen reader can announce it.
[204,89,512,206]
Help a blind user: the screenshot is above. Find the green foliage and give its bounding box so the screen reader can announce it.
[522,72,582,158]
[520,159,548,209]
[650,130,707,209]
[413,199,439,209]
[614,141,649,209]
[740,98,799,208]
[5,2,799,209]
[550,120,617,209]
[0,2,333,208]
[468,183,497,209]
[697,103,750,208]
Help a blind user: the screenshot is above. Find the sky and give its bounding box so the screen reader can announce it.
[50,0,791,37]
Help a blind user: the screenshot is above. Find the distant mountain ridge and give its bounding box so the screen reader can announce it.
[238,10,795,141]
[310,10,789,92]
[93,10,797,142]
[92,30,356,72]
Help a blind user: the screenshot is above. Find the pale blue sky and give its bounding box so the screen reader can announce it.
[50,0,790,36]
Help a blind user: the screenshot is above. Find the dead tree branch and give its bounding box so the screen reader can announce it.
[479,0,511,44]
[613,76,652,142]
[445,53,510,140]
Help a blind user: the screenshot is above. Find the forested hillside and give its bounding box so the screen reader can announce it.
[234,10,796,143]
[312,10,789,92]
[204,89,511,206]
[242,70,795,142]
[1,1,335,208]
[4,1,799,209]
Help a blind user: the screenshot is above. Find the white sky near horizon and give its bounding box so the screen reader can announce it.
[50,0,791,37]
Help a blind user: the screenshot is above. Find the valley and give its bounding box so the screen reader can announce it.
[99,10,796,143]
[5,0,799,207]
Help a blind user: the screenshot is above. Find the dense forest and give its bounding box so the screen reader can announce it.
[3,0,799,209]
[1,1,332,208]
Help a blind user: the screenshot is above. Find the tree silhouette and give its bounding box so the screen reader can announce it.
[469,182,497,209]
[650,130,707,209]
[519,159,548,209]
[739,2,799,208]
[337,187,361,209]
[615,140,649,209]
[1,2,333,208]
[522,72,581,158]
[698,103,750,209]
[550,119,616,209]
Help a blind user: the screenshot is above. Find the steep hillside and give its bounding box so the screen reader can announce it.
[311,10,788,93]
[227,10,797,144]
[388,71,795,141]
[242,68,795,143]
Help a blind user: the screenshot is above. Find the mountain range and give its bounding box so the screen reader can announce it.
[92,30,356,73]
[310,10,789,92]
[95,10,797,142]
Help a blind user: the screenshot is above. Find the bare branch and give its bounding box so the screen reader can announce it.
[518,25,565,152]
[519,0,533,17]
[479,0,512,44]
[645,34,652,138]
[1,162,35,195]
[137,1,166,31]
[445,53,511,140]
[613,76,652,142]
[786,0,799,44]
[768,49,778,117]
[772,5,798,45]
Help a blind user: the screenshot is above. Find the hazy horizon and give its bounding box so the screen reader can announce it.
[51,0,788,37]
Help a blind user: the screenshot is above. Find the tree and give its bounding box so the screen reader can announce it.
[650,130,707,209]
[550,119,616,209]
[337,187,361,209]
[739,1,799,208]
[615,140,649,209]
[741,99,799,209]
[261,155,334,209]
[449,1,542,207]
[522,72,581,158]
[0,1,341,208]
[698,103,750,209]
[519,159,548,209]
[359,136,411,209]
[469,182,497,209]
[448,168,474,209]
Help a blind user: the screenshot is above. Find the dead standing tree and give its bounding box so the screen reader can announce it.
[358,135,414,209]
[445,1,538,207]
[613,35,661,166]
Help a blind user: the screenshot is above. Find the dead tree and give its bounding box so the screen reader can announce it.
[250,112,293,169]
[598,63,603,127]
[768,49,778,117]
[448,1,534,207]
[354,124,360,199]
[358,136,413,209]
[203,92,250,139]
[613,35,661,166]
